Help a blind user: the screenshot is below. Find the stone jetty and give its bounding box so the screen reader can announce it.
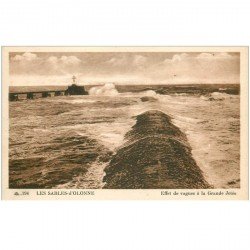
[103,110,211,189]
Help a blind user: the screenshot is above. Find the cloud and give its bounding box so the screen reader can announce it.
[196,52,233,59]
[46,56,58,64]
[12,52,38,62]
[172,53,189,62]
[47,55,81,65]
[163,53,190,63]
[106,56,127,66]
[148,52,240,83]
[11,53,83,75]
[9,52,240,85]
[45,55,82,74]
[106,54,147,70]
[60,56,81,65]
[196,52,214,59]
[133,55,147,67]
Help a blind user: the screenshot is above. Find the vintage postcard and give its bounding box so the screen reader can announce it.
[1,46,248,200]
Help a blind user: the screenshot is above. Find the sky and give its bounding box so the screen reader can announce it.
[9,51,240,86]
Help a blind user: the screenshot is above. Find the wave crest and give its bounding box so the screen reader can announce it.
[200,92,237,101]
[141,90,157,97]
[89,83,119,96]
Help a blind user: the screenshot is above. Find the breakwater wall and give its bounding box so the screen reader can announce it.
[9,84,88,101]
[103,110,211,189]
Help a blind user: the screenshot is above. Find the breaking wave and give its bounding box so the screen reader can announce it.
[89,83,119,96]
[200,92,236,101]
[140,90,158,97]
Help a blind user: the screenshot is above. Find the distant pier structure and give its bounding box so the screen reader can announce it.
[9,76,88,101]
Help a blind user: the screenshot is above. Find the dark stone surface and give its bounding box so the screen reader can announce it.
[140,96,158,102]
[9,93,18,101]
[103,110,211,189]
[65,84,88,95]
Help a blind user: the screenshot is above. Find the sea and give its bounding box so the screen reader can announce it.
[9,83,240,189]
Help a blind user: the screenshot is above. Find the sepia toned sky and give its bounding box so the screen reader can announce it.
[9,52,240,85]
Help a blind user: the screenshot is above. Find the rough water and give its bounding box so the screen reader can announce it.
[9,84,240,189]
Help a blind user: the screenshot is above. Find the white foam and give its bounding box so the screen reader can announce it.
[89,83,119,96]
[173,115,201,125]
[200,92,237,101]
[141,90,157,97]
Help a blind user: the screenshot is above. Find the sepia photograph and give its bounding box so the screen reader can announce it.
[1,47,248,199]
[1,2,250,250]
